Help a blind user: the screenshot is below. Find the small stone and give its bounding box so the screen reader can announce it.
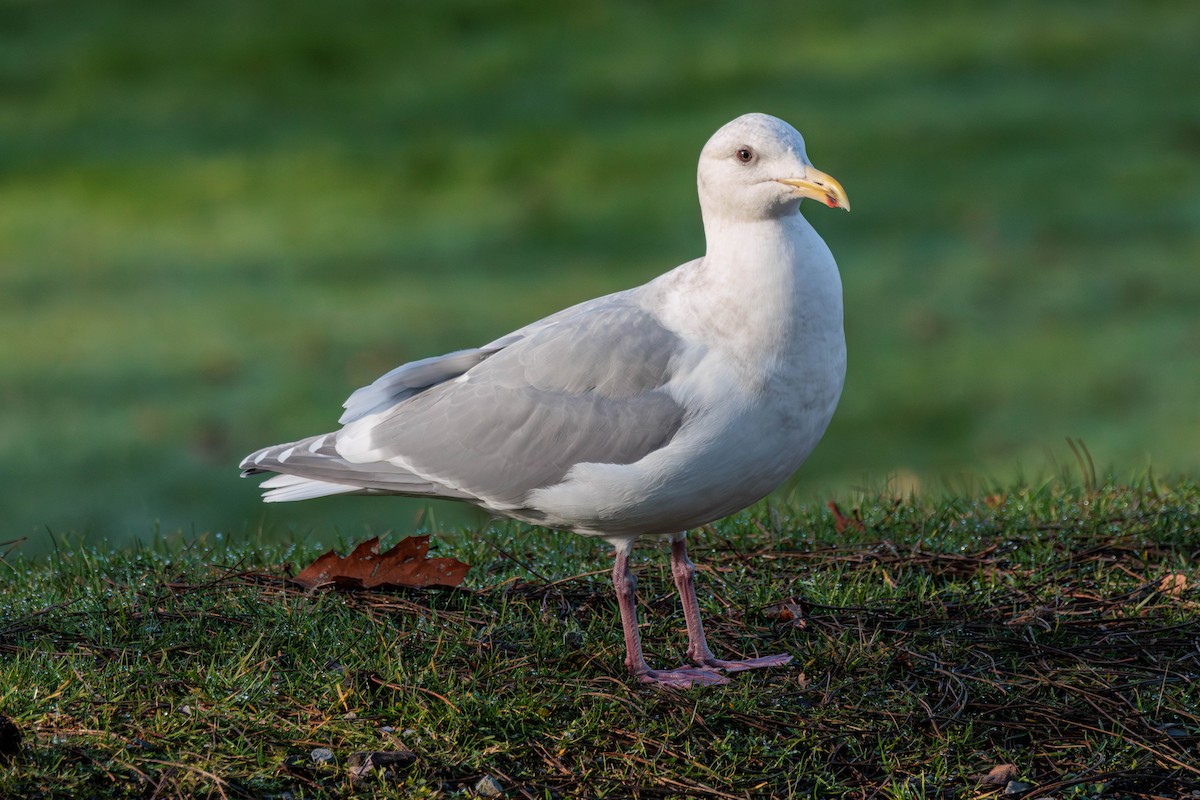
[178,705,192,716]
[474,775,503,796]
[1004,780,1032,795]
[310,747,335,765]
[343,711,357,720]
[1157,723,1189,738]
[379,726,396,734]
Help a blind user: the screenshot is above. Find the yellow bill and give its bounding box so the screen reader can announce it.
[777,167,850,211]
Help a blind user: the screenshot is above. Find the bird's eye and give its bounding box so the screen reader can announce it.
[735,146,755,164]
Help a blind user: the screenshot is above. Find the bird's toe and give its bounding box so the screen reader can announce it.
[636,666,729,688]
[701,653,793,673]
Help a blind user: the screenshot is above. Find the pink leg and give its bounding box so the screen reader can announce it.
[611,542,728,688]
[670,532,793,672]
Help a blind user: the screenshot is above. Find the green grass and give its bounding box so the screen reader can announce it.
[3,480,1199,798]
[1,0,1199,550]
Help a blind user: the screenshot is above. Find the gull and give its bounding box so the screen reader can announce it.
[241,113,849,688]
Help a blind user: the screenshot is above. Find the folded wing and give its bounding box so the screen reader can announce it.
[242,298,688,511]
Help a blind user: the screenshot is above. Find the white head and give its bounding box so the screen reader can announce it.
[697,113,849,223]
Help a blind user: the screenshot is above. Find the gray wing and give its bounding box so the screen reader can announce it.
[337,289,629,425]
[334,300,686,508]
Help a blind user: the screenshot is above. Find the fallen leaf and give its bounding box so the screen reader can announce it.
[474,775,504,797]
[976,763,1019,786]
[1158,573,1187,597]
[827,501,866,534]
[292,536,469,591]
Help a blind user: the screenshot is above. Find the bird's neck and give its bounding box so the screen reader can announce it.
[700,212,840,331]
[702,212,804,273]
[691,212,844,396]
[638,212,842,394]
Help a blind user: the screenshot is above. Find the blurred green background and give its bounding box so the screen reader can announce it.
[3,0,1198,556]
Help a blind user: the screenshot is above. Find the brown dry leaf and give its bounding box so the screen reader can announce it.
[292,536,468,591]
[1158,573,1187,597]
[976,763,1019,786]
[827,501,866,534]
[764,601,807,629]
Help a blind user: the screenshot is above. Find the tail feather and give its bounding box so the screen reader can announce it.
[259,474,362,503]
[240,432,476,503]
